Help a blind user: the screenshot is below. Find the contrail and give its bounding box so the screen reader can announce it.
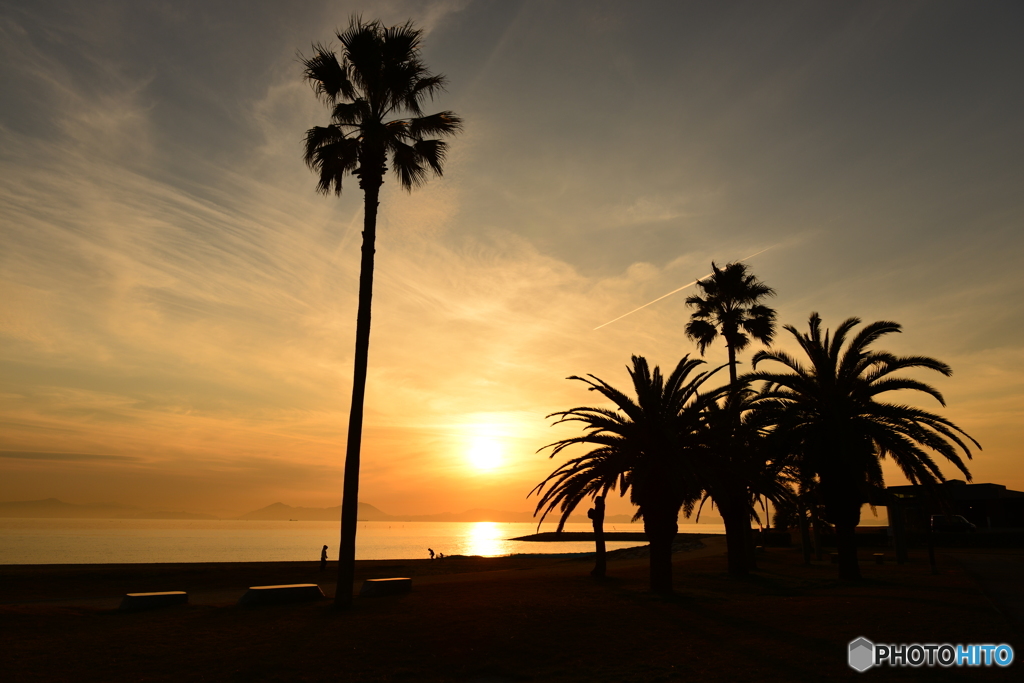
[593,245,777,331]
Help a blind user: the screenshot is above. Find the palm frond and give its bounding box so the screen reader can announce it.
[408,111,464,138]
[304,17,460,194]
[753,313,978,512]
[301,45,353,104]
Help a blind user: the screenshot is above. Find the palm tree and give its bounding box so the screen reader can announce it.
[696,382,792,575]
[532,355,723,594]
[750,313,979,579]
[685,261,776,573]
[685,261,776,388]
[302,18,462,607]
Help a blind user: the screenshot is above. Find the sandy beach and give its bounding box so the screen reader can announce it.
[2,538,1020,682]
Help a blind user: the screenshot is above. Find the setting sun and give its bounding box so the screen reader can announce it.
[468,435,504,471]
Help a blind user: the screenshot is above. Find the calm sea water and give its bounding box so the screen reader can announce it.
[0,519,726,565]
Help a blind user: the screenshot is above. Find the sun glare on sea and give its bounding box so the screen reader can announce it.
[468,435,504,471]
[466,521,507,556]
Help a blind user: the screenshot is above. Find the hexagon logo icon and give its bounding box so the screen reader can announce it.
[849,637,875,672]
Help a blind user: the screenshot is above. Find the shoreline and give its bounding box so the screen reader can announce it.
[513,530,673,542]
[3,541,1020,682]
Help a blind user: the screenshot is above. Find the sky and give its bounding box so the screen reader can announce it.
[1,0,1023,519]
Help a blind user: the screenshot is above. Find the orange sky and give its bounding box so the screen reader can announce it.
[2,1,1023,518]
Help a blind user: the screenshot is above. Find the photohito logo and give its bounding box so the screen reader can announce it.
[848,637,1014,671]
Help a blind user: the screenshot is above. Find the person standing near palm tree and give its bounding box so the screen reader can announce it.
[750,314,979,580]
[302,18,462,607]
[684,261,776,575]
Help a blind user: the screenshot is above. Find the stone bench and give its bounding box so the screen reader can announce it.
[237,584,326,606]
[119,591,188,611]
[360,577,412,597]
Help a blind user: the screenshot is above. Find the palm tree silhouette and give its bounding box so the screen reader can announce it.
[532,355,723,594]
[685,261,776,388]
[697,381,792,575]
[750,313,979,579]
[302,18,462,607]
[685,261,776,573]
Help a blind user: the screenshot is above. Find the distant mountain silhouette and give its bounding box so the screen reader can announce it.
[0,497,644,524]
[238,502,388,522]
[235,502,609,523]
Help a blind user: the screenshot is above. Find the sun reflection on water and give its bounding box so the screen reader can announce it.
[464,521,509,557]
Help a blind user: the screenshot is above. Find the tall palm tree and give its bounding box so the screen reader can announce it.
[685,261,776,388]
[750,313,979,579]
[532,355,724,594]
[685,261,776,573]
[302,18,462,607]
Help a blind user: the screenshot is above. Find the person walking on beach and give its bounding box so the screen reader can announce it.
[428,548,435,560]
[320,545,328,572]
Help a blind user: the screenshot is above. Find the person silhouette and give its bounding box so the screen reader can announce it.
[428,548,435,560]
[320,545,328,572]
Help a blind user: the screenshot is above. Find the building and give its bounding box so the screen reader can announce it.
[886,480,1024,532]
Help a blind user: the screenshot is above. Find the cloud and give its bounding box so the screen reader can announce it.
[0,450,139,462]
[2,0,1023,513]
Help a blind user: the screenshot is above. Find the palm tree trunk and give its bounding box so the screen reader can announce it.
[798,501,812,565]
[723,342,757,571]
[335,180,381,608]
[835,518,861,580]
[811,514,824,561]
[744,512,758,570]
[821,473,863,580]
[721,339,735,386]
[829,495,862,580]
[722,505,748,576]
[644,512,677,594]
[588,496,606,578]
[718,483,748,576]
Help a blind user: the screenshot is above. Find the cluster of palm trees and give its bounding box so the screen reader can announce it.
[301,18,979,604]
[532,263,979,591]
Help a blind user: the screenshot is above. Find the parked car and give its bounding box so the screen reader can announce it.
[930,514,977,532]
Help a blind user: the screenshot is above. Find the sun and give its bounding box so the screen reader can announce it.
[468,435,504,471]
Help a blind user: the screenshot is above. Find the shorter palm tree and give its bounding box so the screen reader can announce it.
[697,384,792,575]
[750,313,979,579]
[532,355,723,594]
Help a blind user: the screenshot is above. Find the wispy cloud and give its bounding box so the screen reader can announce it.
[0,451,140,462]
[2,1,1023,514]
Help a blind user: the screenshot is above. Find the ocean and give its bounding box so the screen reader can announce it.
[0,518,727,565]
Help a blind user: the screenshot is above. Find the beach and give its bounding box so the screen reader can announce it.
[2,537,1020,682]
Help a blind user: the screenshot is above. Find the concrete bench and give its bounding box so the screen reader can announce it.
[237,584,325,606]
[119,591,188,611]
[360,577,412,597]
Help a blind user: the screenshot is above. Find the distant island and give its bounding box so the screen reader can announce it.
[0,497,651,524]
[236,501,641,524]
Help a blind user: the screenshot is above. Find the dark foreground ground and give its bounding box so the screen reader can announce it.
[1,538,1020,682]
